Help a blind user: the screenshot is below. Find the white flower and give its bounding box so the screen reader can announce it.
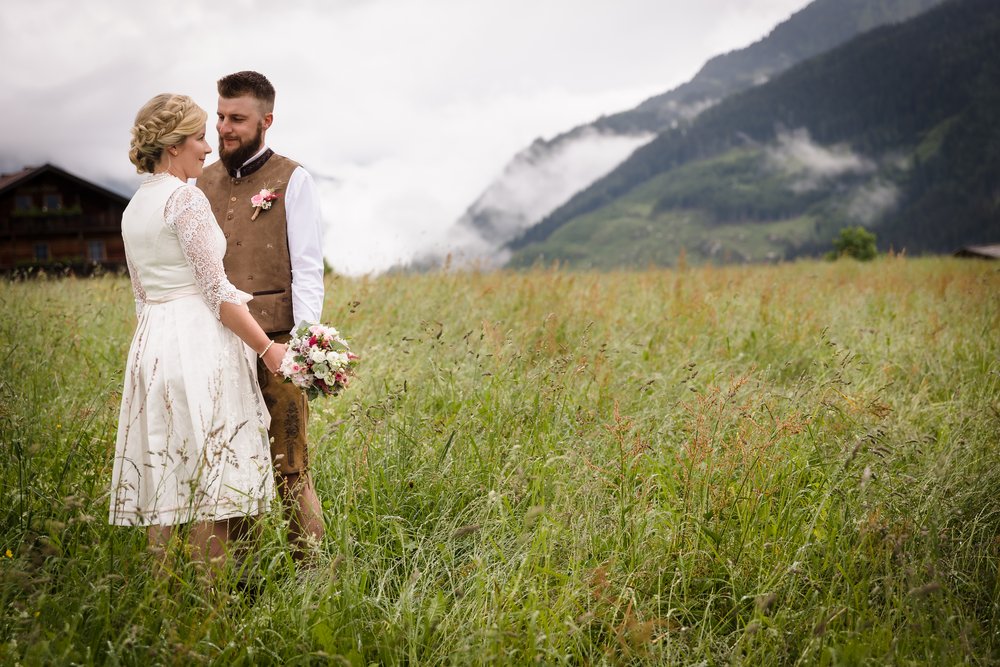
[277,320,359,400]
[326,350,349,367]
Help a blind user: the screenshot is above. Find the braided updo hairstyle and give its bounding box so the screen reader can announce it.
[128,94,208,174]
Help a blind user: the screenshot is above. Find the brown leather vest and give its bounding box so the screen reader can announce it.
[197,153,299,334]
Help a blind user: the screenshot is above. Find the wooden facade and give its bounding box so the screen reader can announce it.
[954,244,1000,260]
[0,164,130,273]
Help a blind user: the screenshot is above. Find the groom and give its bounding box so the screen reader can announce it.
[197,71,326,559]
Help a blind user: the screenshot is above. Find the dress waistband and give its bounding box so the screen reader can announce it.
[144,286,202,304]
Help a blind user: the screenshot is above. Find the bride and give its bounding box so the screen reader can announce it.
[109,93,285,569]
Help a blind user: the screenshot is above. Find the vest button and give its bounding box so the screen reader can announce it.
[230,197,237,202]
[227,214,233,220]
[236,241,242,246]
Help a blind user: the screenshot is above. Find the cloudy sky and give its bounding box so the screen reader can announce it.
[1,0,811,275]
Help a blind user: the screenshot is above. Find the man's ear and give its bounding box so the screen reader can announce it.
[262,112,274,131]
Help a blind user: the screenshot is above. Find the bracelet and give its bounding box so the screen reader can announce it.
[258,340,275,358]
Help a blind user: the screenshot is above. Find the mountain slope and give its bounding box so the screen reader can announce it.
[508,0,1000,267]
[442,0,945,266]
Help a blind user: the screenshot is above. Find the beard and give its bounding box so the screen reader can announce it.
[219,120,264,173]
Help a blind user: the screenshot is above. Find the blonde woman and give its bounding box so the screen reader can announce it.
[109,93,283,569]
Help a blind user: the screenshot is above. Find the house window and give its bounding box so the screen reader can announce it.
[15,195,32,211]
[35,243,50,261]
[87,240,106,262]
[42,194,63,212]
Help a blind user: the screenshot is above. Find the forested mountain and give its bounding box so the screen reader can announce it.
[441,0,945,266]
[507,0,1000,268]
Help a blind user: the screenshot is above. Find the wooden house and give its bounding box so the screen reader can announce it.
[0,163,130,273]
[954,244,1000,260]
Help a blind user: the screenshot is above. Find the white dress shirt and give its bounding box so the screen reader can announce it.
[236,146,325,331]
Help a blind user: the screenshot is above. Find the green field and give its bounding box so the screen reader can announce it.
[2,257,998,665]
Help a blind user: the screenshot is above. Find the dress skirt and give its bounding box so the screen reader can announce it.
[109,293,274,526]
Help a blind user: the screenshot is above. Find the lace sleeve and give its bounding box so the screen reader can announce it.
[164,185,245,319]
[125,252,146,318]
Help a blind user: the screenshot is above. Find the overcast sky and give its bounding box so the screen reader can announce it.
[1,0,811,275]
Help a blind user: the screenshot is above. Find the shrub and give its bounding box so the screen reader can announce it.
[829,225,877,260]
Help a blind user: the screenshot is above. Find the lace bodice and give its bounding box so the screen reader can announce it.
[122,175,248,319]
[164,186,245,316]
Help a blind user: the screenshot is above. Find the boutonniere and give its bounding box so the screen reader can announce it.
[250,186,282,220]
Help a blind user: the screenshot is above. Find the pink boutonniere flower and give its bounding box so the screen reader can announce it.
[250,187,281,220]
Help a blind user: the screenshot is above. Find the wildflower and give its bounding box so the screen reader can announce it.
[5,549,12,558]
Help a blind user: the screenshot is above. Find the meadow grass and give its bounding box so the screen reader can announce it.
[1,256,998,665]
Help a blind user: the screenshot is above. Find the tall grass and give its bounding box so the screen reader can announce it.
[1,257,998,664]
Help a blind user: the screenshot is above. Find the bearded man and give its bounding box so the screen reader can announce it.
[197,70,325,560]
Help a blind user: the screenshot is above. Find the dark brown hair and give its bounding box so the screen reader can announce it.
[217,71,276,113]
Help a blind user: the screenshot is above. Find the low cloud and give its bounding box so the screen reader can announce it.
[846,180,899,224]
[766,128,875,192]
[431,128,653,269]
[763,129,902,225]
[663,98,719,128]
[461,128,654,242]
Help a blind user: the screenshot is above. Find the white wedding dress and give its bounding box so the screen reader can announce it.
[109,173,274,526]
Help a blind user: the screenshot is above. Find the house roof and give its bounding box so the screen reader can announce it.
[0,166,36,192]
[954,244,1000,259]
[0,163,130,205]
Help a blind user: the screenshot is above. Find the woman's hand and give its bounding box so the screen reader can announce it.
[262,342,288,375]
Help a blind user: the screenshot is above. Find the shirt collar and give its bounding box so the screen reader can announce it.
[230,146,273,179]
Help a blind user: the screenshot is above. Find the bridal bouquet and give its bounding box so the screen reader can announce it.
[279,322,359,400]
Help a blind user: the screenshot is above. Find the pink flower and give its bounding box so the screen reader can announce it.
[250,187,281,220]
[279,320,360,400]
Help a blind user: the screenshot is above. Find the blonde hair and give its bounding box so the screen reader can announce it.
[128,94,208,174]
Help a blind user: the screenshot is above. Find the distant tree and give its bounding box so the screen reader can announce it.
[829,226,877,261]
